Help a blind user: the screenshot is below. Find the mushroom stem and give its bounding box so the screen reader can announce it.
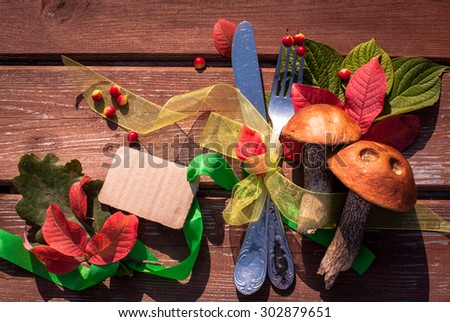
[303,144,333,192]
[297,144,334,234]
[317,190,371,289]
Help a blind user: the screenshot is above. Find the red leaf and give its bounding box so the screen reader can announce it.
[291,84,344,112]
[235,124,266,161]
[362,114,421,152]
[69,175,91,221]
[85,212,138,265]
[42,203,88,257]
[345,56,387,134]
[30,245,81,274]
[213,19,236,58]
[279,133,303,163]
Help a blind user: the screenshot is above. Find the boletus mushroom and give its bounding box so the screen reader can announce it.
[318,140,417,289]
[282,104,361,232]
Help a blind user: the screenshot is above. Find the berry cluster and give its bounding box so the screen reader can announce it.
[281,32,352,82]
[91,84,129,117]
[91,85,138,143]
[281,31,306,57]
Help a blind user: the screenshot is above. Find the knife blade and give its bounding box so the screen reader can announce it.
[232,21,266,120]
[231,21,269,295]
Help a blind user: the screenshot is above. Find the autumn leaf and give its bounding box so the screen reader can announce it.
[279,133,303,163]
[235,124,266,161]
[29,245,81,275]
[42,203,88,257]
[213,19,236,58]
[345,56,387,134]
[362,114,421,152]
[69,175,91,221]
[83,179,111,233]
[291,84,344,112]
[85,212,138,265]
[13,154,110,243]
[13,154,83,227]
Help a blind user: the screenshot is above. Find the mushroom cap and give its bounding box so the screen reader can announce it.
[328,140,417,212]
[282,104,362,145]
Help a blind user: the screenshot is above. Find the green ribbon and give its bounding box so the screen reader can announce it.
[0,229,119,290]
[125,198,203,280]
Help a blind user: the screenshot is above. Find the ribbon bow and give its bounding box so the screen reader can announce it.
[199,84,346,228]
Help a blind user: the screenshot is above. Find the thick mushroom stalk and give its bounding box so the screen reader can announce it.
[320,140,417,289]
[297,143,334,233]
[317,190,371,289]
[303,144,333,192]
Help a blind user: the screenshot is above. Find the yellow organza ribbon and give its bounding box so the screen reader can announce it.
[63,56,223,134]
[61,57,450,232]
[201,110,347,226]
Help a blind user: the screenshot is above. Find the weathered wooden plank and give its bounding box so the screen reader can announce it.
[0,66,448,188]
[0,1,450,62]
[1,194,449,301]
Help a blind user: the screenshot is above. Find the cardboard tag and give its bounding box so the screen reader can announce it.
[98,146,199,229]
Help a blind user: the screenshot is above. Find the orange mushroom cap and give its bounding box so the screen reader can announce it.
[328,140,417,212]
[282,104,362,146]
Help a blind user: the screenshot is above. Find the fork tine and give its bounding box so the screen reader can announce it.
[298,55,305,84]
[286,47,298,97]
[270,44,284,98]
[279,46,291,96]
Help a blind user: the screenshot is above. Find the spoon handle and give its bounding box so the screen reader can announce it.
[267,198,295,290]
[233,201,268,295]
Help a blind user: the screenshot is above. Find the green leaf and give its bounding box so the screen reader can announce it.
[13,154,83,227]
[379,57,447,118]
[341,39,394,94]
[12,154,110,236]
[303,39,345,101]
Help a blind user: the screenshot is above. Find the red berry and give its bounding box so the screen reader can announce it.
[338,68,352,81]
[117,94,128,106]
[194,56,206,70]
[103,105,116,118]
[296,45,306,57]
[282,34,294,47]
[294,33,305,45]
[91,89,103,101]
[127,131,138,143]
[109,84,121,97]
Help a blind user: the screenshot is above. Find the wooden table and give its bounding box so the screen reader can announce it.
[0,0,449,302]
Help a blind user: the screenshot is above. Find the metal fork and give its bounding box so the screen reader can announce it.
[233,45,303,295]
[266,44,303,289]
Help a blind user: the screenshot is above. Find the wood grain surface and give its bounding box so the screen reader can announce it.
[1,1,450,62]
[0,0,449,302]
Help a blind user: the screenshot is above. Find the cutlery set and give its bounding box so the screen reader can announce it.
[232,21,304,295]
